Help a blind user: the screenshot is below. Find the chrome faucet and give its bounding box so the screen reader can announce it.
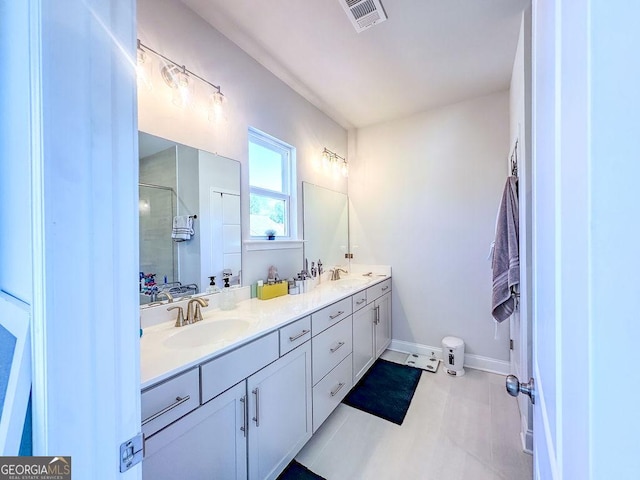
[330,268,349,281]
[156,291,174,303]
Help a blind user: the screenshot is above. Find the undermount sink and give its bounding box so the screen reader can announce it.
[332,277,371,289]
[164,319,251,349]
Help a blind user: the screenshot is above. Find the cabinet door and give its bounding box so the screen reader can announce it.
[352,303,375,383]
[143,381,247,480]
[374,292,392,358]
[247,341,312,480]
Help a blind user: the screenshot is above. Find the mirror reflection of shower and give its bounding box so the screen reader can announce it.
[139,183,178,302]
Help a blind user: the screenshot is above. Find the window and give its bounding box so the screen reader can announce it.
[248,128,296,239]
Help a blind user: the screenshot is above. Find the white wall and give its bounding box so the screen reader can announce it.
[137,0,347,285]
[350,91,511,363]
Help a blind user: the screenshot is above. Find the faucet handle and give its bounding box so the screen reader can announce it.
[167,306,185,327]
[193,304,204,322]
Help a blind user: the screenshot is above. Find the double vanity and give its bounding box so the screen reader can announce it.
[140,270,392,480]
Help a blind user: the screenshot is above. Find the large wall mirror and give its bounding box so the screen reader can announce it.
[138,132,242,304]
[302,182,349,270]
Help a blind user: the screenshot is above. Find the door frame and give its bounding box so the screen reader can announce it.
[1,0,141,477]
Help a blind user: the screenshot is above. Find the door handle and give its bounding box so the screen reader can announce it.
[252,388,260,427]
[505,375,536,404]
[240,395,247,437]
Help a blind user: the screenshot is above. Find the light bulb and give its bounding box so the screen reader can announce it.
[171,68,191,108]
[207,91,225,123]
[321,151,330,170]
[341,161,349,178]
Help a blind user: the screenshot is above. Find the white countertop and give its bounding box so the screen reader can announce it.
[140,271,390,390]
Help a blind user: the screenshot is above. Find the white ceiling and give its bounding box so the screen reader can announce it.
[181,0,529,129]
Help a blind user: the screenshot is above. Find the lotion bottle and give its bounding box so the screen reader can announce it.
[220,277,236,310]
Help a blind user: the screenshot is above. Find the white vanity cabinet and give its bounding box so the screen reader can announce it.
[142,329,312,480]
[310,301,354,431]
[374,291,392,358]
[352,303,375,384]
[247,340,312,480]
[140,274,392,479]
[143,381,247,480]
[352,279,392,382]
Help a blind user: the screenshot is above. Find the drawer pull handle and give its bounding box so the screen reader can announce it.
[329,310,345,320]
[330,341,346,353]
[240,395,247,437]
[356,299,366,305]
[330,382,346,397]
[382,286,389,291]
[289,329,310,342]
[142,395,191,426]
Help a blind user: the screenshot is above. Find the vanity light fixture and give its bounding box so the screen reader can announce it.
[136,39,225,116]
[322,147,349,178]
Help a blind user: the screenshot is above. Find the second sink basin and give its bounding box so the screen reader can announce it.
[164,319,251,349]
[331,276,371,290]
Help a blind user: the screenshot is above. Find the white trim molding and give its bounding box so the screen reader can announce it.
[389,339,511,375]
[244,239,305,251]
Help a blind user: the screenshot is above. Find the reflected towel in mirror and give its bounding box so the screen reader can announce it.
[172,215,194,242]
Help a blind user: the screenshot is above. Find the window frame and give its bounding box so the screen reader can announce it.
[248,127,296,240]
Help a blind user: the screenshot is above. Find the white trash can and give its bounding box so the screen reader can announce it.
[442,336,465,376]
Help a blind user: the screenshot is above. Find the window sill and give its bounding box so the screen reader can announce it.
[244,239,305,251]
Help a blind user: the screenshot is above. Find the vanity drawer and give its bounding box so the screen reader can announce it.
[312,317,353,384]
[366,278,391,302]
[141,367,200,438]
[200,332,279,404]
[352,290,368,312]
[312,354,353,433]
[311,297,352,335]
[279,316,311,356]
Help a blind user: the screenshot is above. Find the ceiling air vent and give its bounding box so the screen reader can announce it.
[339,0,388,33]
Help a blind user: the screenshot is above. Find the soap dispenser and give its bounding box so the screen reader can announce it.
[220,277,236,310]
[206,276,220,294]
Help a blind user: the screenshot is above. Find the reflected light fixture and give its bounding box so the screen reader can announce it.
[136,40,153,91]
[136,39,225,116]
[322,147,348,178]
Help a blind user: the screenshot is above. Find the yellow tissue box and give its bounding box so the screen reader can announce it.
[257,282,288,300]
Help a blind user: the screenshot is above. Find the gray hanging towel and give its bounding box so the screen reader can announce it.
[491,176,519,322]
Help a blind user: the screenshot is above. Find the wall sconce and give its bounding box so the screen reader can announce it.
[322,147,348,178]
[136,40,225,118]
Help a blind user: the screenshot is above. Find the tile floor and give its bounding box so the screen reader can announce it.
[296,350,533,480]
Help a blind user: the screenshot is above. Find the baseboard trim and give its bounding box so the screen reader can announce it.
[389,340,511,375]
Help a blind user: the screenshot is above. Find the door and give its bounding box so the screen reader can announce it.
[247,341,312,480]
[352,303,375,383]
[143,381,247,480]
[529,1,640,478]
[0,0,141,475]
[374,293,392,358]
